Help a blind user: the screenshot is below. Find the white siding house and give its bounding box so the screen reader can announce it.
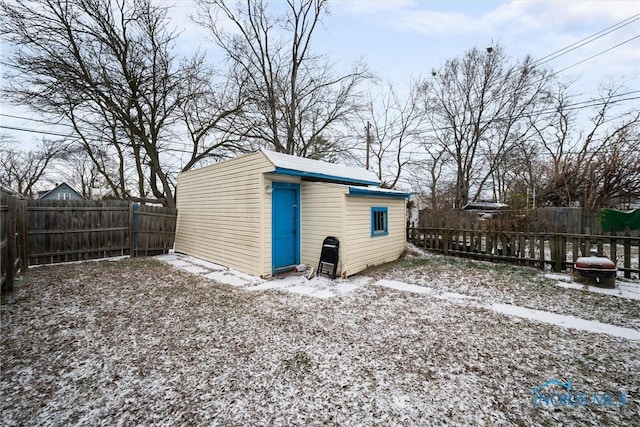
[175,150,409,278]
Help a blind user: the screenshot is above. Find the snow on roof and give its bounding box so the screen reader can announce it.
[261,149,380,186]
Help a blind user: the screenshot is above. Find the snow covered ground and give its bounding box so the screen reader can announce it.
[158,250,640,338]
[1,249,638,425]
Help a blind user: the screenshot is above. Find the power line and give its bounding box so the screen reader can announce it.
[550,34,640,77]
[0,124,73,138]
[532,93,640,116]
[0,113,74,128]
[5,93,637,149]
[531,13,640,67]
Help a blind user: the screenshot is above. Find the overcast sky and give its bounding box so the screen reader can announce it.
[319,0,639,90]
[1,0,639,147]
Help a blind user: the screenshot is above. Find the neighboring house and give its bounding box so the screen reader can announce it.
[175,149,410,278]
[37,183,86,201]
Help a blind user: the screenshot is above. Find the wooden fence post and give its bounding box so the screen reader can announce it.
[18,200,28,270]
[624,227,631,279]
[3,195,17,293]
[528,234,535,260]
[610,230,617,266]
[551,234,563,273]
[583,237,591,257]
[443,228,450,255]
[129,203,135,257]
[560,234,567,271]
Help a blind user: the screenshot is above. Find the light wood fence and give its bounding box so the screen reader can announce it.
[407,226,639,279]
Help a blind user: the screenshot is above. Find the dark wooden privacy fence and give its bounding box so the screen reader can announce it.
[419,207,606,234]
[1,189,25,292]
[131,204,178,257]
[25,200,176,267]
[27,199,130,265]
[407,226,640,279]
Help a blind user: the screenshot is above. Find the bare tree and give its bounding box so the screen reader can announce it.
[420,44,554,208]
[417,141,453,211]
[176,55,248,170]
[49,146,109,199]
[1,0,244,207]
[361,81,425,188]
[533,82,640,208]
[194,0,370,159]
[0,138,66,196]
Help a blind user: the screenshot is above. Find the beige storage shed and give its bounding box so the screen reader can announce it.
[175,150,409,278]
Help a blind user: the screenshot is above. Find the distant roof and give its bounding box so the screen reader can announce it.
[1,186,24,198]
[462,201,508,210]
[261,149,380,186]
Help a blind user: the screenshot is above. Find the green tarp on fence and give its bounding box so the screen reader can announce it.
[600,209,640,232]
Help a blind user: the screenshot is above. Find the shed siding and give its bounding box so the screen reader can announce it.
[300,182,346,273]
[343,196,406,276]
[175,152,273,277]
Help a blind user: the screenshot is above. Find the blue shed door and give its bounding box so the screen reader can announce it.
[272,182,300,272]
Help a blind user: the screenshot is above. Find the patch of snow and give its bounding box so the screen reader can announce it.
[261,148,379,185]
[181,256,227,271]
[375,279,435,295]
[204,271,256,287]
[374,279,477,302]
[374,280,639,341]
[5,255,639,426]
[182,265,210,275]
[485,303,640,341]
[553,280,640,301]
[156,258,193,268]
[405,243,434,258]
[282,283,335,299]
[157,253,640,341]
[545,273,640,301]
[247,275,371,299]
[333,277,372,294]
[544,273,572,282]
[155,253,226,271]
[28,255,129,268]
[159,253,372,298]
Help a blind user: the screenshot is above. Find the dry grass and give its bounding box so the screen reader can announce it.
[1,257,639,426]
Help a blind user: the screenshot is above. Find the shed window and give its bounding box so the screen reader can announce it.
[371,207,388,236]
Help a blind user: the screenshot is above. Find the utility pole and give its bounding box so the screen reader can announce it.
[365,121,371,170]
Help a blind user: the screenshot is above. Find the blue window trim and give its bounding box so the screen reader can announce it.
[371,207,389,237]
